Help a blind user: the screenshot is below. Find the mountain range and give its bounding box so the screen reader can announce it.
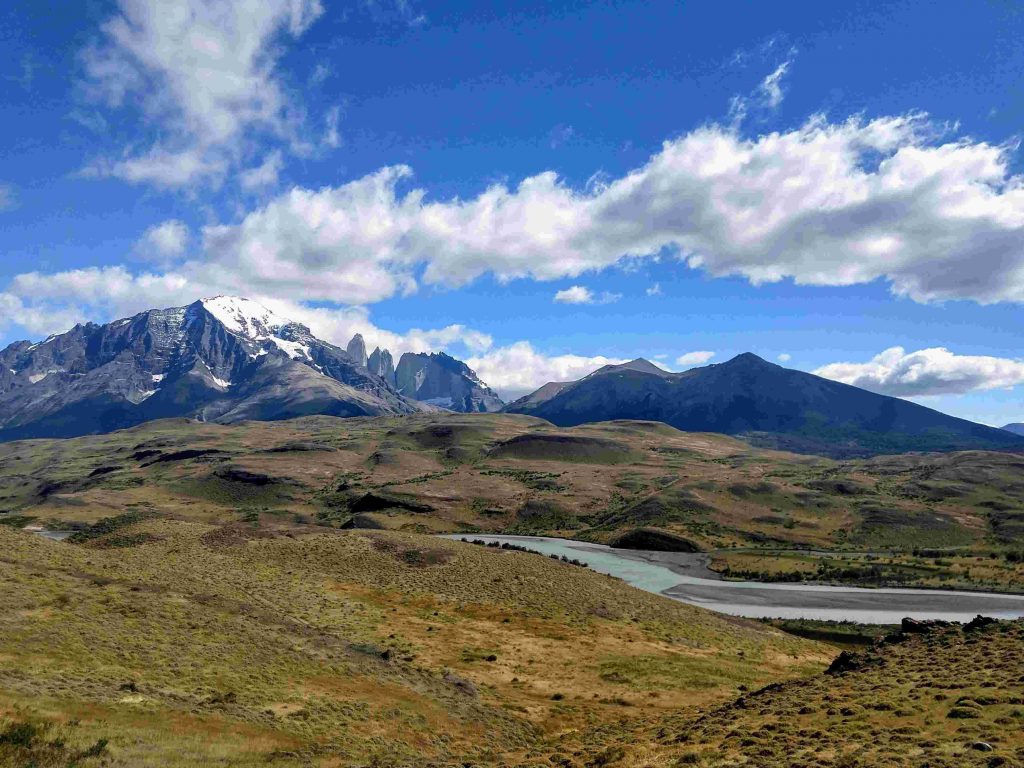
[2,297,1021,457]
[505,354,1024,458]
[1002,423,1024,437]
[0,296,502,441]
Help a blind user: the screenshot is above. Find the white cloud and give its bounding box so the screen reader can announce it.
[136,219,189,259]
[553,285,620,304]
[239,151,284,191]
[200,167,419,304]
[323,106,342,149]
[171,112,1024,306]
[759,60,790,109]
[777,353,792,363]
[80,0,324,188]
[729,52,795,125]
[675,350,715,366]
[646,282,662,296]
[814,347,1024,397]
[554,286,593,304]
[6,112,1024,347]
[467,341,627,400]
[83,146,226,188]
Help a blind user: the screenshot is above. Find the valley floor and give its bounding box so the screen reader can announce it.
[1,414,1023,765]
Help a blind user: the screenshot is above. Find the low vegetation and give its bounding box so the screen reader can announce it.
[1,414,1022,764]
[2,413,1023,590]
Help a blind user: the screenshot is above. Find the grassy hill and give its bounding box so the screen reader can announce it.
[2,414,1024,765]
[0,520,826,767]
[2,413,1023,590]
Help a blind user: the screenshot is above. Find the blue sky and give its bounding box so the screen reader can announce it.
[1,0,1023,423]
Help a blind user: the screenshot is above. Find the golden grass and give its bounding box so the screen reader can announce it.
[0,520,826,766]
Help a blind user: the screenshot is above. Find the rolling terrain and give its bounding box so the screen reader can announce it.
[2,413,1024,765]
[2,412,1024,591]
[0,513,826,766]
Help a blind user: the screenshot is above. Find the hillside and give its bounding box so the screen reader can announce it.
[505,354,1024,458]
[653,618,1024,766]
[3,413,1024,592]
[0,520,826,767]
[2,414,1024,765]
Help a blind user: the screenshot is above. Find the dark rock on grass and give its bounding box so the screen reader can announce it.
[608,527,702,553]
[901,617,953,634]
[965,615,998,632]
[349,492,434,514]
[825,650,879,675]
[68,510,156,543]
[487,433,636,463]
[212,466,278,486]
[339,513,386,530]
[146,448,225,465]
[88,465,120,478]
[262,442,338,453]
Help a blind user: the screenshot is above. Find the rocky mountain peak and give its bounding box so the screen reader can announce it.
[346,334,368,367]
[367,346,396,384]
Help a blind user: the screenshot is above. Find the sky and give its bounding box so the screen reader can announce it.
[1,0,1023,424]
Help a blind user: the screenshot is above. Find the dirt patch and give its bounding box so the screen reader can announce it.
[369,537,454,568]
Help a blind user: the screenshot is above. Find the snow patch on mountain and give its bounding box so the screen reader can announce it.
[201,296,291,339]
[269,337,310,360]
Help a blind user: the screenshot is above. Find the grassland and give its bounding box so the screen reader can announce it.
[2,413,1023,590]
[0,518,827,766]
[2,414,1024,765]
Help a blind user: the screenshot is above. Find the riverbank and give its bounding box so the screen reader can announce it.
[441,534,1024,623]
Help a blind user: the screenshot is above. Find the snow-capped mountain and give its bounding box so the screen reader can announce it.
[0,297,421,441]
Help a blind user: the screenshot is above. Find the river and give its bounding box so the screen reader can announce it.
[441,534,1024,623]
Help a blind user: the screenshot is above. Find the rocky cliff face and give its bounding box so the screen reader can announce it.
[0,297,420,441]
[346,333,368,367]
[367,346,396,384]
[394,352,504,413]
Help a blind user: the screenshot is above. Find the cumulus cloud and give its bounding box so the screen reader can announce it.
[646,282,662,296]
[80,0,325,188]
[156,112,1024,306]
[200,167,419,304]
[814,347,1024,397]
[6,111,1024,352]
[675,350,715,366]
[467,341,627,399]
[777,353,792,363]
[136,219,189,259]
